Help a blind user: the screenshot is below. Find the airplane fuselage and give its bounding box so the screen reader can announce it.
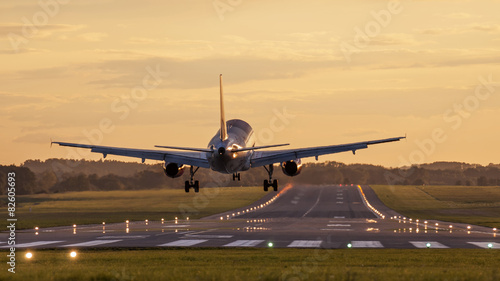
[207,119,255,173]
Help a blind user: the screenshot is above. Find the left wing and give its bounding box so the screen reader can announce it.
[52,142,210,168]
[250,136,405,167]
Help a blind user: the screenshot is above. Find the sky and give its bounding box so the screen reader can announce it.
[1,0,500,167]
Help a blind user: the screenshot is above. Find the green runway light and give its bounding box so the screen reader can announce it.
[426,243,431,248]
[268,242,273,248]
[487,243,493,249]
[347,243,352,248]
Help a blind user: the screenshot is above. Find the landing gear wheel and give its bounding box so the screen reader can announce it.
[272,179,278,192]
[194,181,200,193]
[263,180,269,192]
[185,181,190,193]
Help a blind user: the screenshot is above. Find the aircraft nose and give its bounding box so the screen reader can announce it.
[218,147,226,155]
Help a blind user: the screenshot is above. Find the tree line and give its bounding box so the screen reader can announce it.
[1,159,499,195]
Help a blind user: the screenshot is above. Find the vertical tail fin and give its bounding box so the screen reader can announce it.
[219,74,228,141]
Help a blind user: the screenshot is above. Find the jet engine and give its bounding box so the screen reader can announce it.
[163,162,185,178]
[281,159,302,177]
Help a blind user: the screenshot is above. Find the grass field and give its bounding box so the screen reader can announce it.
[371,185,500,228]
[2,248,499,281]
[1,187,266,229]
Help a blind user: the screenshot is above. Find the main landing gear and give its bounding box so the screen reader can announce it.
[185,166,200,193]
[233,173,241,181]
[263,164,278,192]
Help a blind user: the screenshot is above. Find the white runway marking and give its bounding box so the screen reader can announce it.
[1,241,64,248]
[62,240,122,247]
[185,235,233,239]
[320,228,353,231]
[287,240,322,248]
[410,241,449,248]
[327,224,351,227]
[224,240,264,247]
[97,235,149,239]
[351,241,384,248]
[159,239,208,247]
[334,216,345,219]
[468,242,500,249]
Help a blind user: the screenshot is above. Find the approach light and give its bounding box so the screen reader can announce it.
[268,242,274,247]
[488,243,493,249]
[426,243,431,248]
[73,224,76,228]
[26,252,33,259]
[70,251,77,258]
[347,243,352,248]
[467,226,471,230]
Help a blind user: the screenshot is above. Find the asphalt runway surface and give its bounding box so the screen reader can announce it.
[3,184,499,249]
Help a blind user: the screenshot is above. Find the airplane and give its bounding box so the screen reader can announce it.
[52,74,405,193]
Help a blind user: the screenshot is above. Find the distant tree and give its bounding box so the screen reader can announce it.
[477,176,488,186]
[413,178,425,185]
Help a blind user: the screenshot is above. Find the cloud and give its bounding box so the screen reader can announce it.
[416,23,500,35]
[0,23,84,37]
[14,133,52,144]
[78,32,108,42]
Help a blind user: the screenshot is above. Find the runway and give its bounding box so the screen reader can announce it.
[3,184,498,249]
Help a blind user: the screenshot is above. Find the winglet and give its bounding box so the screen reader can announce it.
[219,74,228,141]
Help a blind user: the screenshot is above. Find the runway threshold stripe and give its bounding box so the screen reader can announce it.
[62,240,122,247]
[351,241,384,248]
[410,241,449,249]
[1,241,64,248]
[468,242,500,249]
[159,239,208,247]
[224,240,264,247]
[287,240,322,248]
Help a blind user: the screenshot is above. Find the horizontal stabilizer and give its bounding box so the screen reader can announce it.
[154,145,213,153]
[232,143,289,152]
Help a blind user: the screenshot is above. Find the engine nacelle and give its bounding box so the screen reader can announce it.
[281,159,302,177]
[163,162,185,178]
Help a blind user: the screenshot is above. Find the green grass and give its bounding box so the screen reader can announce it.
[2,248,499,281]
[371,185,500,228]
[1,187,266,229]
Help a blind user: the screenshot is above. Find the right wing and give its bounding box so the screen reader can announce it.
[52,142,210,168]
[250,136,405,167]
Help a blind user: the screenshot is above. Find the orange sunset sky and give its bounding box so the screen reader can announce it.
[1,0,499,167]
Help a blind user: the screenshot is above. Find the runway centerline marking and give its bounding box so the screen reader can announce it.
[224,240,264,247]
[159,239,208,247]
[327,224,351,227]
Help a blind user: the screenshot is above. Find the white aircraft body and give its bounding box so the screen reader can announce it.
[53,75,405,192]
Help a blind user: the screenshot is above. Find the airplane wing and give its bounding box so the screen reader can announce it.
[250,136,405,167]
[52,142,210,168]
